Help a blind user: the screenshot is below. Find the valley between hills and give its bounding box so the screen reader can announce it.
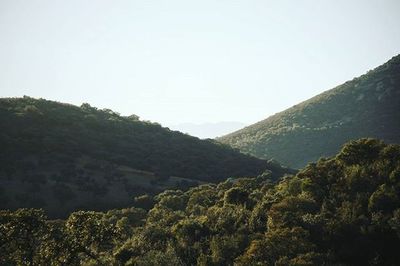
[1,55,400,265]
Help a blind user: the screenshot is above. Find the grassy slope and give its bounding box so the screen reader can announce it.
[218,55,400,168]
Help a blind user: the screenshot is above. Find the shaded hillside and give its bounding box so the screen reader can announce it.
[2,139,400,265]
[218,55,400,168]
[0,97,290,217]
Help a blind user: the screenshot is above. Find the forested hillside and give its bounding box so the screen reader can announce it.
[0,97,290,217]
[218,55,400,168]
[2,139,400,265]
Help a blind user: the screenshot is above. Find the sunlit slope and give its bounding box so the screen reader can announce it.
[218,55,400,168]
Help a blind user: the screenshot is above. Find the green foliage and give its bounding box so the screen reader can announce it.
[1,138,400,265]
[129,246,183,266]
[155,190,188,211]
[0,96,292,217]
[223,187,250,206]
[0,209,48,265]
[133,194,155,210]
[368,184,399,213]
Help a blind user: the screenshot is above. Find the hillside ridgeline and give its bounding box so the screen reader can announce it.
[218,55,400,168]
[0,97,290,217]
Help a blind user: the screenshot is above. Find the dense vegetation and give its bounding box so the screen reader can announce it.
[218,55,400,168]
[2,139,400,265]
[0,97,290,217]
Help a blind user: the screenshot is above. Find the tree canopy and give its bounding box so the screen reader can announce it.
[1,138,400,265]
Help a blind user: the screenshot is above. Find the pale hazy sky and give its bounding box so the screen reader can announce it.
[1,0,399,126]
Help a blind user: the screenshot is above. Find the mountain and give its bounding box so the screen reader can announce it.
[168,121,247,139]
[0,97,291,217]
[2,138,400,265]
[218,55,400,168]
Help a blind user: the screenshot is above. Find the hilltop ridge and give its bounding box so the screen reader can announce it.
[0,97,290,217]
[218,55,400,168]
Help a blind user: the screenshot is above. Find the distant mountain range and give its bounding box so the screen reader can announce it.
[168,121,247,139]
[218,55,400,169]
[0,97,291,217]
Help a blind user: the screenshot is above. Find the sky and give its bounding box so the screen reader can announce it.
[1,0,400,129]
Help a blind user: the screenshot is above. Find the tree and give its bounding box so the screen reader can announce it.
[224,187,249,206]
[0,209,48,265]
[63,211,117,264]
